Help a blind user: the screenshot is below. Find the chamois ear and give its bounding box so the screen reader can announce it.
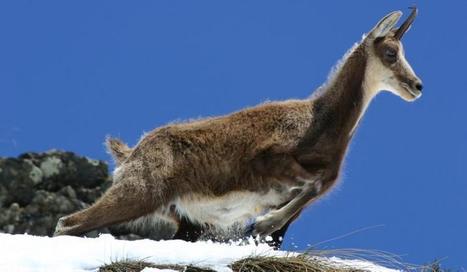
[368,11,402,38]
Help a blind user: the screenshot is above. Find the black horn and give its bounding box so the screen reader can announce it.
[394,7,418,40]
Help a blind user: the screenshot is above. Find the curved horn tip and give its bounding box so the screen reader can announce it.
[394,6,418,40]
[408,6,418,15]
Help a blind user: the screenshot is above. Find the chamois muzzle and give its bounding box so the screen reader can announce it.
[394,7,417,40]
[401,78,423,99]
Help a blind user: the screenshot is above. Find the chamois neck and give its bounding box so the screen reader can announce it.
[310,43,373,141]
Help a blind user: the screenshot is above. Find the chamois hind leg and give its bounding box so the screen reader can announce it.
[54,178,173,236]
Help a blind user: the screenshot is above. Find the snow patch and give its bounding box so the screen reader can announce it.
[0,233,400,272]
[0,234,280,272]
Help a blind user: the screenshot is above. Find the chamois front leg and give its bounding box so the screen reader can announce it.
[248,156,323,237]
[252,180,322,237]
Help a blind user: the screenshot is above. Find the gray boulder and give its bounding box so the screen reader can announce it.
[0,151,120,237]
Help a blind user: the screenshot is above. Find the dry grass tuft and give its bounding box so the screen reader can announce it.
[306,248,410,270]
[230,254,366,272]
[99,260,215,272]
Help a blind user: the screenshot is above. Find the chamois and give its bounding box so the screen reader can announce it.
[55,8,422,248]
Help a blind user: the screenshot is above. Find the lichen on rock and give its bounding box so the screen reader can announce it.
[39,156,63,178]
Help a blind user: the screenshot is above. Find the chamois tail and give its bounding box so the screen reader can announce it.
[105,136,132,166]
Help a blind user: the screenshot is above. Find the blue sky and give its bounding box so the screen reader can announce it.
[1,1,466,269]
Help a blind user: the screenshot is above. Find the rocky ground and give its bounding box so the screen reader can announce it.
[0,150,143,238]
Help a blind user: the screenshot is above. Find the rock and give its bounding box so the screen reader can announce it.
[0,151,111,237]
[0,158,40,206]
[0,184,7,208]
[18,150,108,191]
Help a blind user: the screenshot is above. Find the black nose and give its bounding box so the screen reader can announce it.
[415,82,423,91]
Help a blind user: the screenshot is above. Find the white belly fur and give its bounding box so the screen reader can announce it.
[174,189,290,229]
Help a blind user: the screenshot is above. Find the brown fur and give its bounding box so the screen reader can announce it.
[54,10,422,242]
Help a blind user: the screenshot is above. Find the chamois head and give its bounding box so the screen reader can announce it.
[364,8,423,102]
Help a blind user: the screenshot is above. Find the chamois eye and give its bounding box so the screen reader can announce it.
[384,48,397,63]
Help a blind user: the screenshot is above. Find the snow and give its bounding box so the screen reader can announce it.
[0,233,400,272]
